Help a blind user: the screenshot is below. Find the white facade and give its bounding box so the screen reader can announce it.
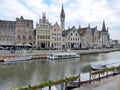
[91,26,100,49]
[62,27,80,49]
[50,22,62,49]
[35,13,51,48]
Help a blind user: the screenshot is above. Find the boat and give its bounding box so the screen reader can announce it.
[4,56,32,62]
[47,52,80,60]
[90,63,106,70]
[90,60,120,70]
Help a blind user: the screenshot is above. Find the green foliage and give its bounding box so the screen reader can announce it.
[18,87,27,90]
[91,66,120,75]
[18,75,79,90]
[116,66,120,70]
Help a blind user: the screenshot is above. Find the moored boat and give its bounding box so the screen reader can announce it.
[47,52,80,60]
[90,63,106,70]
[4,56,32,62]
[90,60,120,70]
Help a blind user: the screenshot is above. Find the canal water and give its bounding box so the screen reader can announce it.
[0,51,119,89]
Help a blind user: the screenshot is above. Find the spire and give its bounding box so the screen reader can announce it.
[60,4,65,31]
[102,20,107,32]
[62,4,64,13]
[60,4,65,17]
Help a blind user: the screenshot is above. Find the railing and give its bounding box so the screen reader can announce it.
[17,66,120,90]
[18,75,79,90]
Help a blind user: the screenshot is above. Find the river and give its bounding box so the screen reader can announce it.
[0,51,119,89]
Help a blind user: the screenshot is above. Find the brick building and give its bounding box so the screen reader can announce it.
[15,16,34,46]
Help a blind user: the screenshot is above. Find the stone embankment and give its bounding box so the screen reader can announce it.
[0,48,120,56]
[0,48,119,62]
[72,48,120,55]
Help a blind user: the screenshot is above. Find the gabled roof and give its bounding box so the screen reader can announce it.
[62,29,71,37]
[51,22,60,29]
[78,27,88,35]
[51,22,62,32]
[16,16,33,22]
[62,26,76,37]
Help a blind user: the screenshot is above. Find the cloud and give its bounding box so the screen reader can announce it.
[0,0,120,40]
[0,0,37,20]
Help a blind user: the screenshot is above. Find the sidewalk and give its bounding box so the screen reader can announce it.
[73,75,119,90]
[0,48,119,56]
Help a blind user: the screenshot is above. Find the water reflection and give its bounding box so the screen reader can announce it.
[0,51,119,89]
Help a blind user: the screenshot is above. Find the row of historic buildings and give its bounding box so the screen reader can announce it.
[0,16,34,47]
[0,5,111,49]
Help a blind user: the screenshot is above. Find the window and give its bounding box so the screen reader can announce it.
[37,35,39,39]
[29,35,32,40]
[23,35,26,40]
[17,35,20,39]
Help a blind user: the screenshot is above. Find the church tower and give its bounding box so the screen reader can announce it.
[101,20,110,48]
[102,20,107,32]
[60,4,65,31]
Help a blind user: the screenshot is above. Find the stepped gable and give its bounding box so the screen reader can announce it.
[16,16,33,28]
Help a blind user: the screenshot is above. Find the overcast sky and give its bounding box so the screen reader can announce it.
[0,0,120,40]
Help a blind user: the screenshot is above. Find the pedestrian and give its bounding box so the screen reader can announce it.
[10,48,13,54]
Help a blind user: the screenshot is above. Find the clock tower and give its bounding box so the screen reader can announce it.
[60,4,65,31]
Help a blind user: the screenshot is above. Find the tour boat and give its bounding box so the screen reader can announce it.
[47,52,80,60]
[90,59,120,70]
[4,56,32,62]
